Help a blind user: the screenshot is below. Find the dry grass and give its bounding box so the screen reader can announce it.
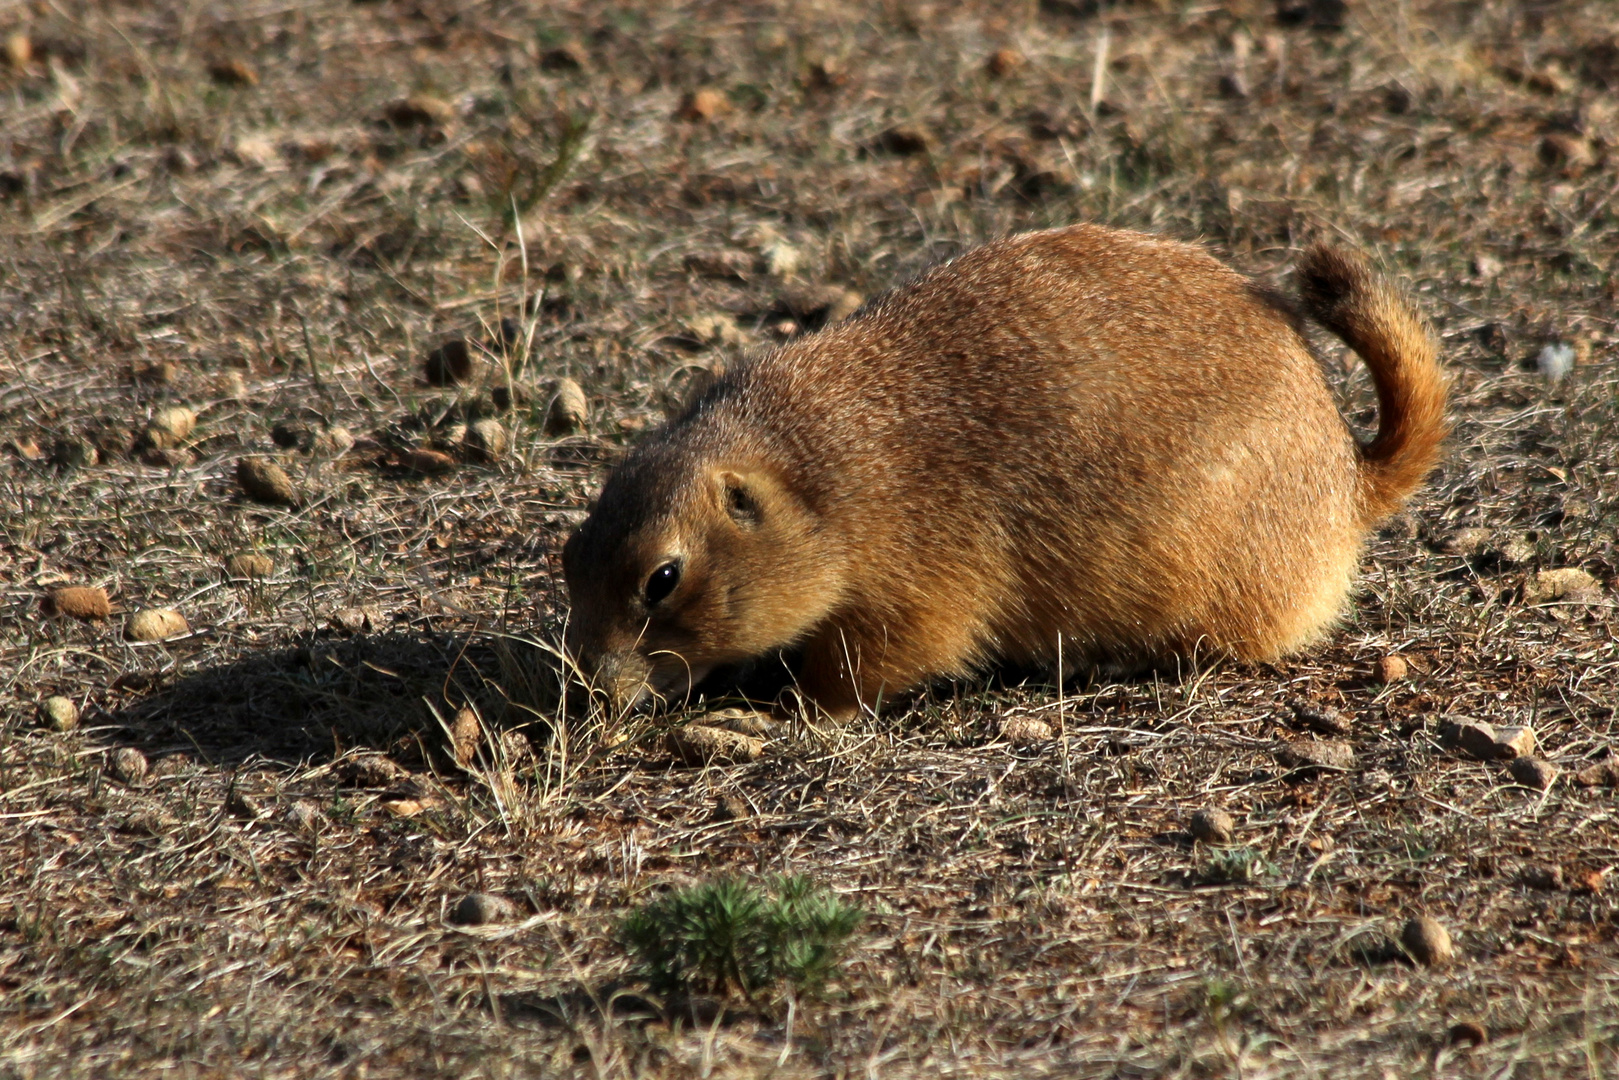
[2,0,1618,1076]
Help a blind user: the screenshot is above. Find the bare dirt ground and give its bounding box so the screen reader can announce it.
[2,1,1617,1076]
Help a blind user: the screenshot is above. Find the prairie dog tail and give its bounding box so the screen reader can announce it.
[1297,243,1448,523]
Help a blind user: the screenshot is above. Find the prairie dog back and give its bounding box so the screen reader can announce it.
[562,224,1445,720]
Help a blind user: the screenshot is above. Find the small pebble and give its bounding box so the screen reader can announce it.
[450,892,518,926]
[39,696,79,731]
[1375,654,1409,683]
[1189,808,1235,845]
[125,608,189,642]
[1400,915,1453,967]
[236,456,298,506]
[675,87,728,122]
[665,724,764,766]
[1508,755,1558,790]
[1493,725,1537,760]
[46,586,111,621]
[109,746,149,785]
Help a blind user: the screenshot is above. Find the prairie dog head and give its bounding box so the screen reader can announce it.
[562,438,844,712]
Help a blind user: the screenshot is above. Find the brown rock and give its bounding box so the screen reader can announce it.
[1276,738,1356,772]
[1189,808,1236,845]
[1289,699,1351,736]
[8,437,43,461]
[1000,716,1054,746]
[448,707,481,769]
[546,378,589,435]
[1375,654,1409,683]
[314,425,354,456]
[665,724,764,766]
[224,553,274,579]
[1572,757,1619,787]
[1523,568,1603,605]
[450,892,517,925]
[125,608,189,642]
[1493,725,1537,760]
[236,456,298,506]
[463,418,508,462]
[109,746,149,786]
[1400,915,1453,967]
[384,94,455,127]
[675,88,728,122]
[1507,755,1558,790]
[39,696,79,732]
[986,47,1026,78]
[46,586,111,621]
[1440,716,1510,761]
[208,57,259,87]
[424,338,475,385]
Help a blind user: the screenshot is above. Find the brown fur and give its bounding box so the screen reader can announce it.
[562,224,1446,721]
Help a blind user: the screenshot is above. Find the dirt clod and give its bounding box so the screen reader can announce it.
[139,406,197,450]
[109,747,149,786]
[450,892,518,926]
[1189,808,1236,845]
[1289,700,1352,735]
[546,378,588,435]
[224,553,274,579]
[125,608,189,642]
[448,707,481,769]
[665,724,764,766]
[463,419,508,462]
[1523,568,1603,605]
[1375,654,1409,683]
[284,800,324,832]
[1000,717,1054,746]
[1400,916,1453,967]
[1573,757,1619,787]
[46,586,111,621]
[397,449,456,474]
[1507,755,1558,790]
[39,696,79,731]
[675,88,728,122]
[1276,739,1356,773]
[986,47,1025,78]
[236,456,298,506]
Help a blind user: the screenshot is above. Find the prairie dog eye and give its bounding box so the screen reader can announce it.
[643,561,681,606]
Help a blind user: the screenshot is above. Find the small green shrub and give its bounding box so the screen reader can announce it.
[619,876,862,1001]
[1198,847,1273,886]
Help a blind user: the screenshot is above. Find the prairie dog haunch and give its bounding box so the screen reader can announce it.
[562,224,1446,721]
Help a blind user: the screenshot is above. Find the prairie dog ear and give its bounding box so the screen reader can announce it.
[715,470,763,528]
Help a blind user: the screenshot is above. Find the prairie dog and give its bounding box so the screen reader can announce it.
[562,224,1446,721]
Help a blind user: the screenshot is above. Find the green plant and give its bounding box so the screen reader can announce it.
[620,876,862,1002]
[1198,847,1273,886]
